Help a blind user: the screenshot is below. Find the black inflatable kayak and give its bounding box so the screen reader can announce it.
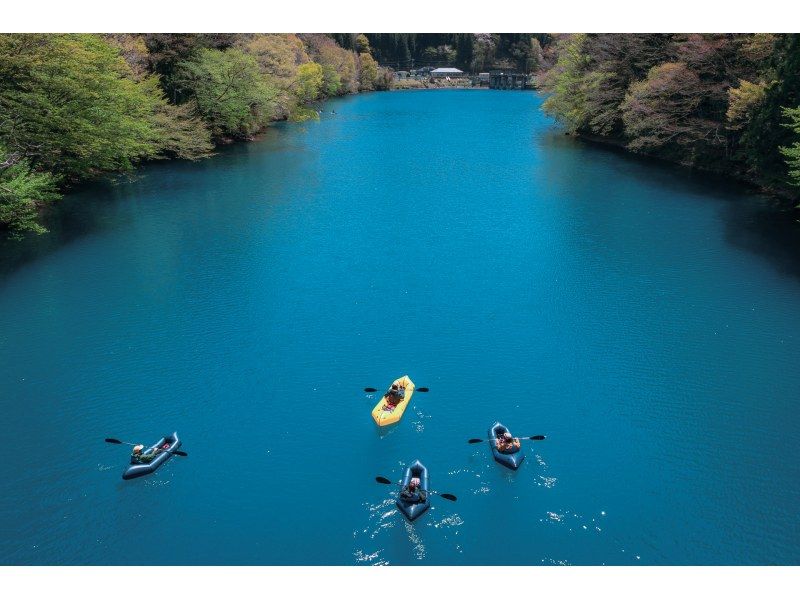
[122,432,181,480]
[489,422,525,470]
[396,459,431,521]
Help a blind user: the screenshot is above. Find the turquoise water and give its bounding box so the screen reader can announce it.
[1,90,799,565]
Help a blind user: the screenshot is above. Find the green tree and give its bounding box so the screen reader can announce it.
[0,146,59,237]
[295,62,324,104]
[741,34,800,185]
[0,34,164,181]
[510,37,542,72]
[780,106,800,186]
[422,45,457,63]
[238,34,311,119]
[541,34,591,131]
[321,64,342,96]
[303,34,358,95]
[241,34,309,80]
[472,34,499,71]
[359,53,379,91]
[355,34,371,55]
[105,34,151,79]
[176,48,278,139]
[144,34,238,102]
[727,79,770,130]
[455,34,474,68]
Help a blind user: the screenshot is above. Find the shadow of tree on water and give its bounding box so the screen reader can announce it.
[721,199,800,281]
[560,132,800,283]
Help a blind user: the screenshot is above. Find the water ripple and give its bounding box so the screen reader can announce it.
[404,520,426,561]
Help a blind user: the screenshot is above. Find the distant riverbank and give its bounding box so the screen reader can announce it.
[392,79,483,90]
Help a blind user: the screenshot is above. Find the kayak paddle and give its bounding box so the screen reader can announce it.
[375,476,457,501]
[364,387,429,393]
[105,437,188,457]
[467,435,546,444]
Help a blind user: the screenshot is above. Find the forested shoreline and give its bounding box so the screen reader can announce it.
[538,34,800,204]
[0,33,393,237]
[2,33,800,239]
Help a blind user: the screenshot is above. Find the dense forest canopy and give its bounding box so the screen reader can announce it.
[539,33,800,197]
[0,33,391,237]
[1,33,799,239]
[332,33,550,72]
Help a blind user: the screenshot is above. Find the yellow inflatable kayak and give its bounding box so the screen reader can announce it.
[371,375,415,426]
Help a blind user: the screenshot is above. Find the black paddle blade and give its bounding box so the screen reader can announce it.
[440,493,457,502]
[530,435,546,441]
[375,476,393,485]
[416,387,429,392]
[104,438,122,444]
[174,450,188,457]
[364,387,377,393]
[467,438,484,444]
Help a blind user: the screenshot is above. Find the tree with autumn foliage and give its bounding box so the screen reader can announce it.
[541,33,800,199]
[0,33,367,238]
[621,62,713,154]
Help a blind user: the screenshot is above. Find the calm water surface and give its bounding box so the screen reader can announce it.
[1,90,799,565]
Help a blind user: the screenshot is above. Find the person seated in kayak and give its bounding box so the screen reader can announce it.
[130,444,158,464]
[399,477,426,503]
[495,432,521,454]
[383,382,406,410]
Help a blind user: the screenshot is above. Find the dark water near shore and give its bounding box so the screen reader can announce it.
[1,90,799,565]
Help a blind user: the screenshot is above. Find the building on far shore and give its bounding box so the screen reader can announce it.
[430,67,465,79]
[489,70,528,89]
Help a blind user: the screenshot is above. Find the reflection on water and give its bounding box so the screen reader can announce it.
[404,520,426,561]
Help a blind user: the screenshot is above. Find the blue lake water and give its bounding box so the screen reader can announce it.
[1,89,799,565]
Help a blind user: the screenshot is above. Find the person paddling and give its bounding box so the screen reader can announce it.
[131,438,172,464]
[495,431,521,454]
[130,444,157,464]
[384,381,406,410]
[399,477,427,503]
